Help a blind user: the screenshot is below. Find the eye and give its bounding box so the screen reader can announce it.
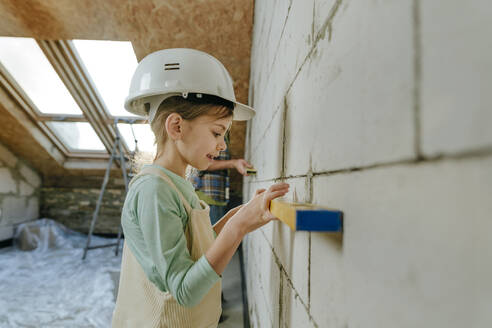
[213,132,221,137]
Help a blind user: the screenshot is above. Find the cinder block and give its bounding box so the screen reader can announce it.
[275,224,310,305]
[269,177,310,302]
[0,168,16,193]
[248,98,284,180]
[280,271,316,328]
[285,0,414,176]
[263,0,292,78]
[250,0,291,95]
[313,0,338,36]
[245,228,280,327]
[250,0,275,81]
[310,230,346,327]
[19,163,41,188]
[245,178,309,303]
[19,181,34,196]
[421,0,492,155]
[311,157,492,327]
[261,246,281,327]
[250,0,315,151]
[1,196,27,225]
[244,178,312,323]
[0,142,18,168]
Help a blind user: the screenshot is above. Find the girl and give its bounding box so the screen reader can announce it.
[112,48,289,328]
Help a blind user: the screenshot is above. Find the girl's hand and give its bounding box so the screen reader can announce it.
[214,204,245,234]
[233,159,254,176]
[227,204,244,216]
[254,188,266,196]
[232,182,290,234]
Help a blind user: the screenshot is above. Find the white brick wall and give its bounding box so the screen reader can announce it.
[19,163,41,188]
[421,0,492,156]
[0,142,17,168]
[286,0,415,175]
[0,142,40,240]
[0,168,16,193]
[310,157,492,328]
[244,0,492,327]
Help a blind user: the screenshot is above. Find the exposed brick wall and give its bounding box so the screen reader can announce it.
[244,0,492,327]
[40,187,125,234]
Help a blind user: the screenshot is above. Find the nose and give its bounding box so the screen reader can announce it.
[217,138,227,152]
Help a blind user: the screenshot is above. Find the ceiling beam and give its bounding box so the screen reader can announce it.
[37,40,115,152]
[37,114,146,124]
[0,63,66,165]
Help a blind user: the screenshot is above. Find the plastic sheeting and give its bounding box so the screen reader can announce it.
[0,219,122,327]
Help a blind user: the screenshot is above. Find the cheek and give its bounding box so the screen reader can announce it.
[184,128,216,155]
[191,136,213,155]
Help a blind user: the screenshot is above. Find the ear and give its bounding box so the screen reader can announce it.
[165,113,184,141]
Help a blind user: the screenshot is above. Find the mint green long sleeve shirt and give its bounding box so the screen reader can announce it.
[121,164,220,307]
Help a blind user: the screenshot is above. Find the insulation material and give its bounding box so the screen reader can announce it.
[0,219,121,327]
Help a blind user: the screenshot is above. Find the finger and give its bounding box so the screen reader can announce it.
[268,183,290,192]
[264,191,289,211]
[267,190,289,202]
[271,182,290,188]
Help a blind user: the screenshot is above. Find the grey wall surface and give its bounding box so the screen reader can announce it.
[243,0,492,327]
[0,142,40,241]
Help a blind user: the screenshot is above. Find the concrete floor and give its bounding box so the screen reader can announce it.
[0,221,247,327]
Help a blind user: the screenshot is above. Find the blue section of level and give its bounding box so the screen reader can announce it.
[296,209,343,232]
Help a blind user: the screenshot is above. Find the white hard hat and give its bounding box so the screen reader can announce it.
[124,48,255,122]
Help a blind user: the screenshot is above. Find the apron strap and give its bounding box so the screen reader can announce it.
[129,167,193,216]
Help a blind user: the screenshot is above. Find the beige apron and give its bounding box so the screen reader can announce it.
[112,167,222,328]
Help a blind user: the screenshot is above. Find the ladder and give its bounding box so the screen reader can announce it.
[82,118,137,260]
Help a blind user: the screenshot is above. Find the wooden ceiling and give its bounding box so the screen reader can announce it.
[0,0,254,188]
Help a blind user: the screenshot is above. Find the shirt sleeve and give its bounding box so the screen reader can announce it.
[136,177,220,307]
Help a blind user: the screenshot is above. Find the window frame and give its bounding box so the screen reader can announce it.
[0,38,146,162]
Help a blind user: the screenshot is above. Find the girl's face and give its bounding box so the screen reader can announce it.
[179,113,233,171]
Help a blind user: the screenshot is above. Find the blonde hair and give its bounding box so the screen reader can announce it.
[151,95,234,161]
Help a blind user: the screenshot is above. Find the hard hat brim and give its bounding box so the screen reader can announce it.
[125,92,255,121]
[224,98,256,121]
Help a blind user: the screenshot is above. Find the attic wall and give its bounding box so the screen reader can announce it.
[0,141,40,240]
[243,0,492,327]
[40,187,124,235]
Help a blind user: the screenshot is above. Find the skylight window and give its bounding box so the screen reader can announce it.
[117,123,156,154]
[0,37,83,115]
[46,122,106,151]
[73,40,138,117]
